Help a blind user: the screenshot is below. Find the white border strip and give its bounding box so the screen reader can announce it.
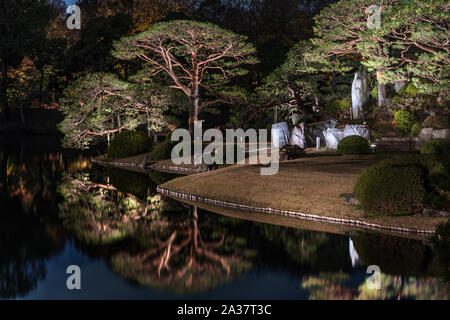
[156,187,436,235]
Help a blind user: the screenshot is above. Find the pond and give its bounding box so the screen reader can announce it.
[0,137,448,300]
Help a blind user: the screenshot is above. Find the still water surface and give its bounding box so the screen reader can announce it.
[0,137,448,299]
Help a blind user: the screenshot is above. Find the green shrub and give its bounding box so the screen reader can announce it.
[325,98,351,114]
[107,130,152,159]
[421,139,450,191]
[337,135,371,155]
[410,122,422,138]
[393,110,415,135]
[370,86,378,100]
[422,114,450,129]
[148,132,177,161]
[421,139,450,160]
[354,156,427,215]
[397,83,419,97]
[354,153,450,215]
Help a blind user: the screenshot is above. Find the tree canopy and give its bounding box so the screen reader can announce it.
[113,20,258,133]
[58,73,168,149]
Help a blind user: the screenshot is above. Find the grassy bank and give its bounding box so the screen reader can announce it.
[160,153,447,233]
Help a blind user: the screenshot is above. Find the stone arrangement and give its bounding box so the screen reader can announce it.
[415,127,450,149]
[323,124,370,150]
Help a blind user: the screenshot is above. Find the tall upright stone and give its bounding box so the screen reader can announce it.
[351,72,368,119]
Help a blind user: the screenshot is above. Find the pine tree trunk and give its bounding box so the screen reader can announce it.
[189,71,200,135]
[189,95,199,135]
[117,115,121,132]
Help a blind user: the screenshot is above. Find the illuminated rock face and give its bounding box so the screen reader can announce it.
[323,125,369,150]
[291,123,306,149]
[271,122,290,149]
[343,125,370,139]
[351,72,368,119]
[323,128,344,150]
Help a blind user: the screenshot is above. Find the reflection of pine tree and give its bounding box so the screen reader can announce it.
[111,207,254,294]
[58,171,163,245]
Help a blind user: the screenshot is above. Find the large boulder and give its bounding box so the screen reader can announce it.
[343,124,370,139]
[305,120,338,147]
[290,123,306,149]
[431,129,450,140]
[323,128,344,150]
[271,122,290,149]
[415,127,450,149]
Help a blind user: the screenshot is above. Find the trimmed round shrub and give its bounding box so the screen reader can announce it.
[337,135,371,155]
[354,156,427,215]
[410,122,422,138]
[393,110,415,135]
[107,130,152,159]
[422,114,450,129]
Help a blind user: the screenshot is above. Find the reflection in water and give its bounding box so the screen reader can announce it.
[302,272,449,300]
[111,207,254,294]
[58,169,163,245]
[0,141,449,299]
[349,238,360,268]
[0,147,68,299]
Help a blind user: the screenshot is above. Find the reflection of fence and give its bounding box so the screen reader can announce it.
[156,187,436,236]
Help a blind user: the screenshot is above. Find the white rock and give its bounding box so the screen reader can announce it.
[431,129,450,140]
[271,122,290,149]
[343,125,370,139]
[418,127,433,141]
[324,128,344,150]
[351,72,368,119]
[290,123,306,149]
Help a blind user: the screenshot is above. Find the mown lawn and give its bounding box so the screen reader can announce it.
[160,153,447,231]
